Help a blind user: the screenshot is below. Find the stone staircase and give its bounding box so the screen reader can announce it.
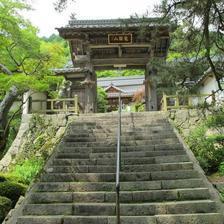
[11,112,223,223]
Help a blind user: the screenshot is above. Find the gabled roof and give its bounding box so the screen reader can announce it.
[104,84,125,93]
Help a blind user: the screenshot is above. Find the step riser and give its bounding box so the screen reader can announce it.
[59,144,183,153]
[47,163,193,173]
[56,150,186,158]
[62,139,179,147]
[55,152,187,159]
[22,201,216,216]
[41,170,199,182]
[64,134,177,142]
[52,156,190,166]
[35,179,206,192]
[30,188,209,204]
[16,214,224,224]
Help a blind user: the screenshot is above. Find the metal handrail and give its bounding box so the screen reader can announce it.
[116,93,122,224]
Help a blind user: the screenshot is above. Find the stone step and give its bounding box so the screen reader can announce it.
[69,126,172,133]
[46,162,193,173]
[58,151,187,159]
[17,213,224,224]
[22,200,216,216]
[70,120,169,125]
[30,188,210,204]
[34,179,205,192]
[59,143,184,153]
[63,133,177,142]
[155,213,224,224]
[68,128,174,135]
[52,155,189,166]
[56,150,186,158]
[62,138,179,147]
[40,170,199,182]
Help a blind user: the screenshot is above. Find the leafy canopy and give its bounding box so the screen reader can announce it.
[0,0,67,97]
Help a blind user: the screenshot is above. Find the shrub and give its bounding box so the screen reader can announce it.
[0,196,12,223]
[219,162,224,176]
[9,158,44,185]
[206,112,224,128]
[187,121,224,174]
[0,182,26,206]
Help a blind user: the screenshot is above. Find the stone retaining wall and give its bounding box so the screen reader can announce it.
[0,114,75,171]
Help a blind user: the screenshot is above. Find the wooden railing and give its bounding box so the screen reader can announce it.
[30,95,79,114]
[161,93,215,111]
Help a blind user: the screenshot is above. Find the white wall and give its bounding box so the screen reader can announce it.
[198,74,224,104]
[22,91,47,114]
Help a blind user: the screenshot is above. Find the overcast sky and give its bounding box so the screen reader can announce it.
[23,0,161,37]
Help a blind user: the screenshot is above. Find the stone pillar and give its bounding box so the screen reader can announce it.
[145,63,158,111]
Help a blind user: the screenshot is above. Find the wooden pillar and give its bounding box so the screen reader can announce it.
[83,66,97,113]
[145,63,158,111]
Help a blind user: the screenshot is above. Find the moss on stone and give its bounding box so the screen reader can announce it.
[0,196,12,222]
[0,181,27,206]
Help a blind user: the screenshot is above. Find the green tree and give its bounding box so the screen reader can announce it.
[155,0,224,90]
[97,69,144,78]
[0,0,64,151]
[97,87,108,113]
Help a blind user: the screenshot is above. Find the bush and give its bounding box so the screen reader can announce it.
[9,158,44,185]
[206,112,224,128]
[0,182,27,206]
[0,196,12,223]
[187,113,224,174]
[219,162,224,176]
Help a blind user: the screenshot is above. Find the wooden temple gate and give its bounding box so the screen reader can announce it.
[56,18,170,113]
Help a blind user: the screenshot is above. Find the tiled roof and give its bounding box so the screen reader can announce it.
[66,18,162,29]
[53,67,89,75]
[97,75,144,87]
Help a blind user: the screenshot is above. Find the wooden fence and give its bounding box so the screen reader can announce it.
[30,95,79,114]
[161,93,215,111]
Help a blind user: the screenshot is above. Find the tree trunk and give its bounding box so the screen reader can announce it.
[0,86,19,151]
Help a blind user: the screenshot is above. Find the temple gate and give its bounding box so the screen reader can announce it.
[56,18,170,113]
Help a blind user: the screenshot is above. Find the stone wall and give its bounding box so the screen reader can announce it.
[167,109,211,138]
[0,114,76,171]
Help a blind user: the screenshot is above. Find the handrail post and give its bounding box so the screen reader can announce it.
[163,93,167,111]
[74,95,78,114]
[116,92,122,224]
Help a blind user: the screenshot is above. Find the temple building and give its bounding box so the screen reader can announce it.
[97,75,144,111]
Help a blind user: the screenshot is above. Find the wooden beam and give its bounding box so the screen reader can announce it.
[89,44,151,49]
[92,58,149,66]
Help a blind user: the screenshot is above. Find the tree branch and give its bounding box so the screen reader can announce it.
[0,63,13,75]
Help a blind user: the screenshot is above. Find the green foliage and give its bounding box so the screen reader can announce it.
[206,112,224,128]
[219,162,224,176]
[0,73,64,94]
[0,0,66,97]
[0,196,12,223]
[97,69,144,78]
[0,181,26,206]
[97,87,108,113]
[187,113,224,174]
[9,158,44,185]
[41,34,70,61]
